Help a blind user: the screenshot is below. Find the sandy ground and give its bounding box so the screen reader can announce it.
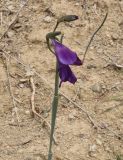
[0,0,123,160]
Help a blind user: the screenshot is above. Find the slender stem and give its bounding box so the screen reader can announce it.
[48,22,60,160]
[48,61,59,160]
[82,12,108,62]
[53,22,59,32]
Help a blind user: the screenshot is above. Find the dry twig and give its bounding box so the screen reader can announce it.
[29,73,57,144]
[29,75,51,126]
[2,54,20,127]
[60,92,97,128]
[99,123,122,140]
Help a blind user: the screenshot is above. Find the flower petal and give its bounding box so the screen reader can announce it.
[52,40,77,65]
[58,62,77,86]
[73,56,83,66]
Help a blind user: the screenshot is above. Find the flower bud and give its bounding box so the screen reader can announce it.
[58,15,78,23]
[46,31,61,41]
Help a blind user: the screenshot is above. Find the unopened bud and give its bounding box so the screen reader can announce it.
[58,15,78,23]
[46,31,61,41]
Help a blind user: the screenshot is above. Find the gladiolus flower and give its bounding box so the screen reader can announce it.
[52,39,82,86]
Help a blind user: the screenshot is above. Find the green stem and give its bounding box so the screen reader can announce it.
[48,61,59,160]
[82,12,108,62]
[53,22,59,32]
[48,22,60,160]
[47,15,79,159]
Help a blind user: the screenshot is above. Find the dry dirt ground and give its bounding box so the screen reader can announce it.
[0,0,123,160]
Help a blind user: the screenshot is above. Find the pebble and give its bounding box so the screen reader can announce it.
[87,64,97,69]
[19,78,28,83]
[96,139,102,145]
[43,16,52,23]
[7,5,14,11]
[89,153,97,157]
[13,23,22,29]
[75,2,80,6]
[91,83,102,93]
[88,144,97,157]
[111,33,119,41]
[19,83,25,88]
[15,90,19,95]
[89,144,97,152]
[25,110,30,115]
[68,113,75,121]
[7,31,14,38]
[68,110,77,121]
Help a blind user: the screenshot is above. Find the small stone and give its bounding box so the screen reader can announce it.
[25,110,30,115]
[75,3,80,6]
[7,31,14,38]
[68,113,75,120]
[90,46,94,50]
[91,83,102,93]
[111,33,118,41]
[106,32,111,38]
[43,16,52,23]
[19,83,24,88]
[87,64,97,69]
[7,5,14,11]
[89,153,97,157]
[89,144,97,152]
[78,133,85,139]
[99,122,108,129]
[68,110,77,121]
[96,139,102,145]
[13,23,22,29]
[97,134,102,139]
[86,155,90,158]
[20,78,28,83]
[15,91,19,95]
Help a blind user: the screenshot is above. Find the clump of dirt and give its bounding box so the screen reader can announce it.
[0,0,123,160]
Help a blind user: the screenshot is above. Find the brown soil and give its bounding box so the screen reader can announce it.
[0,0,123,160]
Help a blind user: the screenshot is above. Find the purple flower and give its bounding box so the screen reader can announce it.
[52,39,82,86]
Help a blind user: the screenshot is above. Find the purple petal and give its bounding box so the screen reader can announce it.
[58,62,77,86]
[52,40,77,65]
[73,57,83,66]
